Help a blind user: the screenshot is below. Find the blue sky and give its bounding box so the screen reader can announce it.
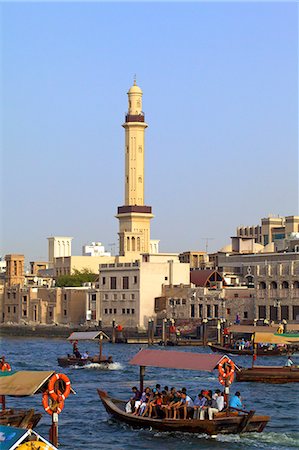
[1,2,298,262]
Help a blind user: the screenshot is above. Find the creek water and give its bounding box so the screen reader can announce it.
[2,337,299,449]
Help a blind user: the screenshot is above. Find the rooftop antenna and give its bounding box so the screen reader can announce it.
[133,74,137,85]
[201,238,215,253]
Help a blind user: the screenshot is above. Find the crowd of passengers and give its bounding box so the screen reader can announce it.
[126,385,243,420]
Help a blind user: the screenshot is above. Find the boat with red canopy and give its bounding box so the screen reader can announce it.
[98,349,269,435]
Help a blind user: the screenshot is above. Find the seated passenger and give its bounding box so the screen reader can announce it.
[285,356,294,367]
[208,390,220,420]
[229,391,243,410]
[82,351,89,359]
[180,392,194,419]
[193,392,207,419]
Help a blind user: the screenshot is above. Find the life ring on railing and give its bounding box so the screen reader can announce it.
[1,362,11,372]
[48,373,71,401]
[42,391,64,415]
[218,356,235,385]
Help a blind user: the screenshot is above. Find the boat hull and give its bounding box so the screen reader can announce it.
[0,408,42,429]
[236,366,299,383]
[57,356,112,367]
[97,390,269,435]
[208,344,290,356]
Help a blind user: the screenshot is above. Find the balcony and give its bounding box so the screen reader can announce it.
[125,113,145,123]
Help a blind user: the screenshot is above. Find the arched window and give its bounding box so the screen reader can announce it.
[282,281,289,289]
[132,237,136,251]
[259,281,266,290]
[127,237,130,251]
[270,281,277,289]
[137,237,140,251]
[293,280,299,289]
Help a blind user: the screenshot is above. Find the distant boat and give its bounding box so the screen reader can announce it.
[97,349,270,436]
[236,365,299,383]
[208,343,288,356]
[57,331,113,368]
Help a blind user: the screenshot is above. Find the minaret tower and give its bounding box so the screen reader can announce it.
[116,80,154,257]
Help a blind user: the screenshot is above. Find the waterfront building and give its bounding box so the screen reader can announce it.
[179,251,211,269]
[237,215,299,247]
[99,254,190,330]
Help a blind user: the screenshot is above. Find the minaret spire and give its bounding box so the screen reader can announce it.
[116,81,154,257]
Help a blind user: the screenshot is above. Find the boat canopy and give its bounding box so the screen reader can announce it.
[0,371,55,396]
[228,325,277,334]
[129,349,237,371]
[67,330,110,341]
[254,332,299,344]
[0,425,58,450]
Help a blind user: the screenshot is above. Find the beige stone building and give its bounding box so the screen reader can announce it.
[98,254,190,329]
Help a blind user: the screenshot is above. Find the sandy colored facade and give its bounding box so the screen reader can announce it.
[98,254,190,329]
[2,284,90,326]
[53,255,116,276]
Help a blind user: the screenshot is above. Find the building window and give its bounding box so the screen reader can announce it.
[134,276,138,284]
[109,308,112,314]
[110,277,117,289]
[8,306,10,313]
[207,305,211,318]
[132,308,135,314]
[122,308,125,314]
[13,306,16,313]
[244,311,248,319]
[122,294,126,300]
[131,294,135,300]
[226,308,231,315]
[104,308,108,314]
[102,277,106,285]
[64,309,67,316]
[113,294,117,300]
[64,294,67,300]
[104,294,108,300]
[165,277,168,281]
[49,308,53,318]
[114,308,117,314]
[91,294,96,301]
[127,308,130,314]
[234,293,238,298]
[199,304,203,317]
[7,293,10,299]
[182,299,186,305]
[23,296,27,303]
[258,305,266,319]
[214,304,219,318]
[190,304,195,318]
[176,299,180,305]
[123,276,129,289]
[23,309,27,317]
[13,293,16,299]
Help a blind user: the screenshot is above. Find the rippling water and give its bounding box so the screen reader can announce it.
[2,337,299,449]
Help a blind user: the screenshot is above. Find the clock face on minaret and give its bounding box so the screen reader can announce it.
[116,81,154,257]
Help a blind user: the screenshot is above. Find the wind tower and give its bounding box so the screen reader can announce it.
[116,80,154,257]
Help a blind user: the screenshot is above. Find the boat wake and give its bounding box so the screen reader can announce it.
[72,362,123,371]
[216,431,299,448]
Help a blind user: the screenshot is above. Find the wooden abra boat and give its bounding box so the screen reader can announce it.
[58,331,113,368]
[97,349,270,436]
[236,366,299,383]
[208,343,288,356]
[97,390,268,435]
[0,408,42,429]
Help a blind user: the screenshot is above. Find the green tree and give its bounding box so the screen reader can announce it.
[56,268,98,287]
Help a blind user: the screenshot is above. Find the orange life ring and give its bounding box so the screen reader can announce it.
[48,373,71,401]
[1,362,11,372]
[169,325,176,333]
[218,356,235,385]
[42,391,64,415]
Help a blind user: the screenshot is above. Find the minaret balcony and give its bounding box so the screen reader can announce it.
[125,113,145,123]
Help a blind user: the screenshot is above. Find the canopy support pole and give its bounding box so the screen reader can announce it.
[140,366,145,393]
[1,395,5,411]
[99,335,103,361]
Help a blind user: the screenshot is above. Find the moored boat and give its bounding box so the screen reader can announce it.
[97,349,270,436]
[236,365,299,383]
[208,343,288,356]
[0,408,42,429]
